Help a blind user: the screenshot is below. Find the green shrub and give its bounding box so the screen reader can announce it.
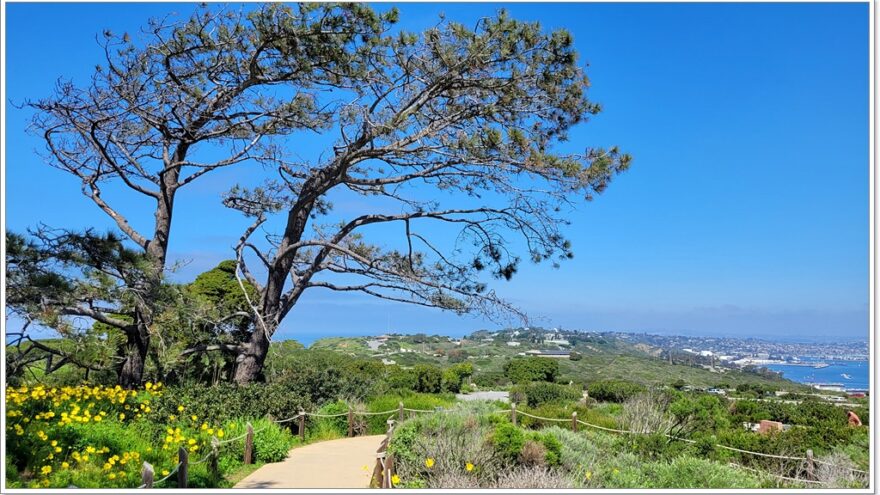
[587,380,646,403]
[309,400,350,440]
[219,418,294,464]
[526,431,562,466]
[510,382,581,407]
[252,419,294,463]
[389,405,501,488]
[473,371,509,388]
[503,357,559,383]
[365,392,455,433]
[153,383,310,425]
[413,365,443,393]
[491,422,525,460]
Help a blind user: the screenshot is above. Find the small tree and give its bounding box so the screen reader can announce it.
[227,9,631,383]
[504,357,559,383]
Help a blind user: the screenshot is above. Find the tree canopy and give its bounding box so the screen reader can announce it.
[11,4,630,386]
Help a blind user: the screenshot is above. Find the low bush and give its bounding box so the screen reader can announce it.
[389,405,501,488]
[587,380,646,403]
[490,466,575,489]
[473,371,509,388]
[365,392,456,434]
[490,422,525,461]
[503,357,559,383]
[510,382,582,407]
[526,430,562,466]
[518,440,547,467]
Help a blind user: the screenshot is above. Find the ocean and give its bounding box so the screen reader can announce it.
[765,359,870,391]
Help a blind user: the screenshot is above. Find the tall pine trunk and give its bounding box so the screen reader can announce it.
[118,325,150,388]
[232,325,272,384]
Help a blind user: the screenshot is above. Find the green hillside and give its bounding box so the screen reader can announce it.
[302,330,806,391]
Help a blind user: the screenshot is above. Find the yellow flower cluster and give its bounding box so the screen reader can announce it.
[6,382,167,486]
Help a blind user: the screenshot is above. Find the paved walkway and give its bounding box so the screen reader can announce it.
[234,435,386,489]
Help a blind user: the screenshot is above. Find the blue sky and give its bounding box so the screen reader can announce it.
[5,2,869,344]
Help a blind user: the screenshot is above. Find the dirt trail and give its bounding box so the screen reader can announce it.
[234,435,386,489]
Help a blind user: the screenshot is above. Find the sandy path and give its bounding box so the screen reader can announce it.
[234,435,386,489]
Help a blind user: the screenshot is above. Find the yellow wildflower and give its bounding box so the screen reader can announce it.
[61,462,70,469]
[425,458,435,468]
[201,423,208,430]
[162,470,169,476]
[391,474,400,486]
[465,462,475,472]
[585,471,592,480]
[177,405,185,412]
[50,440,58,447]
[188,438,197,445]
[41,465,52,475]
[119,413,125,420]
[54,447,62,453]
[191,415,198,421]
[108,473,117,480]
[217,429,224,438]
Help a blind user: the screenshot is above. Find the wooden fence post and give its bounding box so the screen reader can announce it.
[511,403,517,426]
[141,461,154,488]
[210,436,220,478]
[398,402,404,421]
[385,454,395,488]
[572,412,578,432]
[243,422,254,465]
[348,407,354,437]
[299,410,306,442]
[806,449,815,480]
[177,446,189,488]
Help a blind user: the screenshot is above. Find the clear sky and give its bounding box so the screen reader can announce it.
[4,2,870,344]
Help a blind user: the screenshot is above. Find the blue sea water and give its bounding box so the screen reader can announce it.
[765,360,870,391]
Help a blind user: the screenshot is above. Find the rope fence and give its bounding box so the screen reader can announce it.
[130,399,869,489]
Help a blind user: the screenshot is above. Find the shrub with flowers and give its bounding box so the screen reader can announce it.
[5,382,292,488]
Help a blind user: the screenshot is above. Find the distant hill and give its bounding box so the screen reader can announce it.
[301,329,807,390]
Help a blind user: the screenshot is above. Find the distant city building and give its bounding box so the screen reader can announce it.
[525,349,571,359]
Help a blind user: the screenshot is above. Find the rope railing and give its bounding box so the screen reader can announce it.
[402,407,440,413]
[516,410,570,422]
[357,408,400,416]
[137,461,181,488]
[304,411,350,418]
[576,418,633,434]
[273,412,304,424]
[714,444,806,461]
